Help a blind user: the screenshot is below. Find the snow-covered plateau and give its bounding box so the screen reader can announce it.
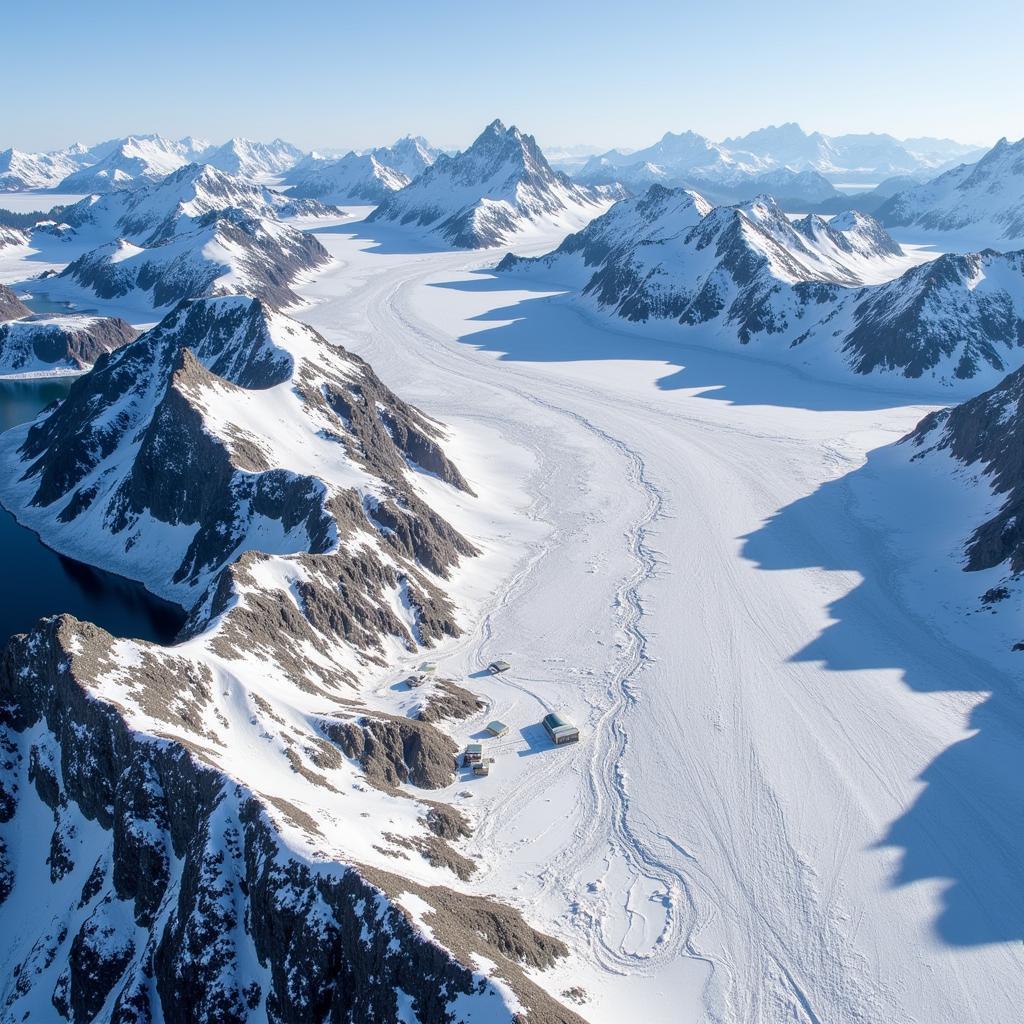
[0,175,1022,1024]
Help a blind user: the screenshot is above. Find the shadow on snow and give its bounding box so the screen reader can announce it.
[741,445,1024,947]
[427,269,950,413]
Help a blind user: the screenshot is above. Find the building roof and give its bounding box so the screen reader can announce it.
[543,712,575,731]
[486,720,508,735]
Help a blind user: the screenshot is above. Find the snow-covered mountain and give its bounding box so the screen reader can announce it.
[201,137,305,178]
[499,184,1024,388]
[500,185,908,321]
[0,313,138,375]
[368,118,614,248]
[0,283,31,320]
[286,151,411,203]
[54,163,280,243]
[0,148,81,191]
[56,135,193,193]
[0,225,30,249]
[878,136,1024,243]
[577,130,737,182]
[58,208,330,310]
[50,162,338,251]
[0,294,576,1022]
[370,135,441,179]
[575,124,987,198]
[828,250,1024,382]
[722,123,984,177]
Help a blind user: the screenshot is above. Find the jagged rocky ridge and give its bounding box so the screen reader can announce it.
[0,226,29,250]
[0,314,139,375]
[0,294,472,610]
[906,362,1024,576]
[0,284,31,321]
[499,184,1024,389]
[368,119,615,248]
[0,616,583,1023]
[0,294,584,1021]
[56,209,330,310]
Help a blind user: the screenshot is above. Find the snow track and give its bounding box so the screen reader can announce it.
[298,214,1024,1024]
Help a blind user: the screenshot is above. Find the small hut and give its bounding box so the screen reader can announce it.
[542,712,580,746]
[486,720,508,738]
[487,660,511,675]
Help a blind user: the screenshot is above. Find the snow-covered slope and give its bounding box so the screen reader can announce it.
[0,148,81,191]
[906,362,1024,579]
[0,293,578,1022]
[0,225,30,250]
[58,208,330,310]
[368,119,613,248]
[0,294,470,605]
[286,152,411,203]
[56,163,282,245]
[50,162,338,251]
[56,135,192,193]
[878,136,1024,243]
[500,185,909,324]
[498,184,1024,388]
[0,313,138,376]
[201,137,305,178]
[371,135,441,179]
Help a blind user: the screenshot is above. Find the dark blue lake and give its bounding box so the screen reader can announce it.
[0,378,186,646]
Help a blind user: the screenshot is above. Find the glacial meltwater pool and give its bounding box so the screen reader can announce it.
[0,378,186,645]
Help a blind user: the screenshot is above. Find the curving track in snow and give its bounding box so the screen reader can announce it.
[298,214,1024,1024]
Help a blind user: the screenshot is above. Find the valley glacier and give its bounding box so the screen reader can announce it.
[1,125,1022,1024]
[284,209,1023,1022]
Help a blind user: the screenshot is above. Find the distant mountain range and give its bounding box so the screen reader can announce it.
[575,123,987,193]
[367,119,618,247]
[499,183,1024,391]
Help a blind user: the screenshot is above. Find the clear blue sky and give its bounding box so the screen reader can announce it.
[5,0,1019,153]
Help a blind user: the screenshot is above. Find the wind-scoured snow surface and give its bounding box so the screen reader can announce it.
[499,184,1024,392]
[368,120,615,248]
